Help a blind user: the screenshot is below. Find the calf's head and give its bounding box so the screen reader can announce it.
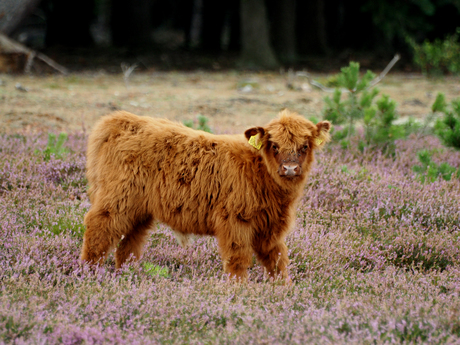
[245,110,331,182]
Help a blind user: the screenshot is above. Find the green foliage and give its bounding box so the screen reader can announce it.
[37,133,69,161]
[183,115,212,133]
[340,165,351,174]
[431,92,447,113]
[323,75,340,88]
[197,115,212,133]
[323,63,378,127]
[308,116,320,124]
[363,94,405,150]
[142,262,170,278]
[323,62,402,151]
[338,63,376,93]
[363,1,437,49]
[323,89,345,125]
[407,29,460,76]
[26,203,86,238]
[412,150,459,183]
[183,119,194,128]
[1,315,35,342]
[432,93,460,150]
[49,215,86,238]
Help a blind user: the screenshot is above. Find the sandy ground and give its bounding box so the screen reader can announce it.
[1,71,459,134]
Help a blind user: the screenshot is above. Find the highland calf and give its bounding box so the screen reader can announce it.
[80,110,331,281]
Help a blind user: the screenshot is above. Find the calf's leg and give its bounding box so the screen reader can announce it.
[254,240,290,281]
[216,224,253,281]
[81,207,122,265]
[220,243,253,281]
[81,205,149,268]
[115,215,153,268]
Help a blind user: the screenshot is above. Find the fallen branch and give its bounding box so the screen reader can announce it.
[0,33,68,74]
[297,54,401,93]
[35,51,68,75]
[368,54,400,88]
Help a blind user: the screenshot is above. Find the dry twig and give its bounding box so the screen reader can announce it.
[121,63,138,88]
[297,54,401,93]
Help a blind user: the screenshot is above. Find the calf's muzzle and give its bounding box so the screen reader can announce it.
[278,154,302,177]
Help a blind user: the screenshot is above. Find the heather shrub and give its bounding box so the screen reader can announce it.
[388,241,452,271]
[1,131,460,343]
[432,92,460,150]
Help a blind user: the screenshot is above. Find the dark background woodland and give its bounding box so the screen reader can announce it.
[2,0,460,71]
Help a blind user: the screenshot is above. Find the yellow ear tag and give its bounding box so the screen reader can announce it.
[315,138,324,145]
[315,132,326,146]
[248,135,262,150]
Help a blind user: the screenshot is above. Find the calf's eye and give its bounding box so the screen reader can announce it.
[301,145,309,152]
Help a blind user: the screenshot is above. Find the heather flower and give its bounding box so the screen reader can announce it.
[1,131,459,344]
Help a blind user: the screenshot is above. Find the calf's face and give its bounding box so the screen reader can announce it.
[245,111,331,180]
[272,142,308,178]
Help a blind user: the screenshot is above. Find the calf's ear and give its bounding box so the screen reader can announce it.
[244,126,265,140]
[314,121,331,149]
[244,127,266,150]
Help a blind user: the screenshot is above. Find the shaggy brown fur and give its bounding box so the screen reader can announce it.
[80,110,330,281]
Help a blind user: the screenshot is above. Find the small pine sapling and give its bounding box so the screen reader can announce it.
[363,94,405,151]
[412,150,459,183]
[323,61,400,150]
[432,93,460,150]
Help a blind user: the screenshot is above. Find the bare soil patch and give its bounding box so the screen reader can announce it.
[1,71,459,134]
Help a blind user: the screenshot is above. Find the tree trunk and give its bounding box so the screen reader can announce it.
[239,0,278,69]
[111,0,153,48]
[267,0,296,64]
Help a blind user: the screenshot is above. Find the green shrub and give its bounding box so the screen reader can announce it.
[431,93,460,150]
[307,116,320,124]
[407,29,460,76]
[37,133,69,161]
[183,115,212,133]
[142,262,170,278]
[197,115,212,133]
[412,150,459,183]
[183,119,194,128]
